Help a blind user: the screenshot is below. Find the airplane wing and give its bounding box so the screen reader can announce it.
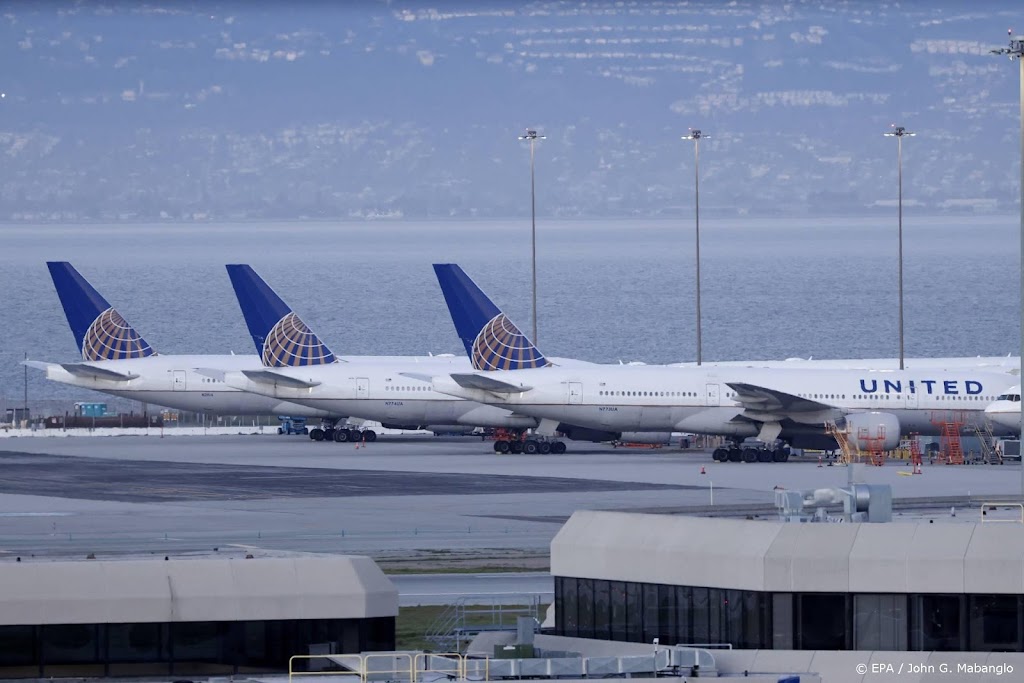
[58,362,139,381]
[726,382,834,414]
[241,369,320,389]
[450,373,532,394]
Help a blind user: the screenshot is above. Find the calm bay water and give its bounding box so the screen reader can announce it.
[0,216,1018,407]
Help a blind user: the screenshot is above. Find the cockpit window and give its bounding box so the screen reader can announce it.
[998,393,1022,402]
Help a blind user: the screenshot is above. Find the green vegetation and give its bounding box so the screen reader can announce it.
[395,604,550,652]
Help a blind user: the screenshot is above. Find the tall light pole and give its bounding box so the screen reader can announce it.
[519,129,545,345]
[883,125,915,371]
[991,30,1024,499]
[681,129,708,365]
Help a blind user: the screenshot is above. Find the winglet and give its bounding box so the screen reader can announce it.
[226,264,336,367]
[46,262,156,360]
[432,264,549,371]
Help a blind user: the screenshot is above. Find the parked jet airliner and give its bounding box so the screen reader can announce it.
[209,265,547,443]
[986,386,1021,433]
[27,263,455,422]
[426,264,1019,455]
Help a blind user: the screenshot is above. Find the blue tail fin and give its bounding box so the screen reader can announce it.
[46,262,156,361]
[226,264,336,367]
[433,264,549,371]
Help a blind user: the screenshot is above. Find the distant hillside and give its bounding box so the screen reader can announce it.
[0,1,1021,222]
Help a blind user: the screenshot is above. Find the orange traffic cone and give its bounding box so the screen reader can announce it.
[817,455,823,468]
[700,466,706,475]
[914,462,923,475]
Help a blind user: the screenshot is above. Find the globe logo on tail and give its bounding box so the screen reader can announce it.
[81,308,155,361]
[471,313,548,371]
[262,312,336,367]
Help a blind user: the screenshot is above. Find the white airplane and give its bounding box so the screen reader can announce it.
[26,262,457,427]
[209,264,554,445]
[26,263,338,419]
[424,265,1020,456]
[986,385,1021,433]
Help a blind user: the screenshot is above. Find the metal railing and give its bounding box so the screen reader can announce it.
[981,502,1024,523]
[424,594,543,652]
[288,652,466,683]
[288,654,364,683]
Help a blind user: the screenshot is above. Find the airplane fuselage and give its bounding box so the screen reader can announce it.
[986,386,1022,433]
[221,359,538,429]
[35,354,463,419]
[432,365,1020,441]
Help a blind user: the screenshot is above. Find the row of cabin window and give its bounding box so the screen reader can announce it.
[596,390,998,403]
[200,378,223,384]
[384,385,429,392]
[803,393,998,402]
[597,390,700,398]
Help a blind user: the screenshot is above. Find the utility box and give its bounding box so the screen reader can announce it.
[494,644,534,659]
[516,616,536,645]
[997,439,1021,461]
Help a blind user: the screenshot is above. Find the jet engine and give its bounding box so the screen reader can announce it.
[844,412,901,451]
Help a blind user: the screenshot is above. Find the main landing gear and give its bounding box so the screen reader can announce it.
[491,429,567,455]
[308,420,377,444]
[711,440,790,463]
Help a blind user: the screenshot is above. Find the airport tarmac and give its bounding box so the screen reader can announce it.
[0,434,1019,562]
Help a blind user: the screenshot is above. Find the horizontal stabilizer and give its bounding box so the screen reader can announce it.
[241,369,320,389]
[58,363,139,381]
[450,373,531,394]
[726,382,832,413]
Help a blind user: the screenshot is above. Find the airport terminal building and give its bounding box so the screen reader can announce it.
[0,556,397,678]
[551,511,1024,652]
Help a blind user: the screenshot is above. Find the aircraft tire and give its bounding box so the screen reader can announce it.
[727,448,742,462]
[363,430,377,442]
[757,449,773,463]
[742,448,758,463]
[539,441,552,455]
[333,429,349,442]
[310,428,324,441]
[524,440,539,455]
[712,448,728,462]
[772,448,786,462]
[494,440,511,454]
[509,441,524,454]
[552,441,567,454]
